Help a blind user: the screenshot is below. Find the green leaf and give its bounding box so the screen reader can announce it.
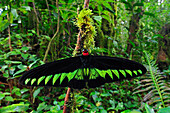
[12,87,20,95]
[152,34,164,39]
[3,73,9,78]
[11,9,18,19]
[20,88,29,94]
[5,96,14,101]
[143,12,155,17]
[21,46,29,52]
[121,110,142,113]
[37,102,47,112]
[58,94,66,100]
[17,64,27,70]
[13,69,26,77]
[0,19,9,32]
[33,87,43,99]
[129,40,135,47]
[21,53,29,59]
[145,103,155,113]
[5,60,22,64]
[115,102,124,111]
[0,93,5,100]
[100,92,111,97]
[158,107,170,113]
[103,2,112,11]
[121,0,133,10]
[100,109,107,113]
[25,0,33,2]
[93,16,102,24]
[0,103,29,112]
[133,3,144,7]
[108,100,115,110]
[21,6,31,11]
[29,59,40,68]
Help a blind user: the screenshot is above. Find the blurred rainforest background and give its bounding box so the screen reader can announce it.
[0,0,169,112]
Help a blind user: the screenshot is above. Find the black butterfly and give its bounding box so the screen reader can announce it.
[19,50,147,89]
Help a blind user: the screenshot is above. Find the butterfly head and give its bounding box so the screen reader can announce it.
[83,49,89,56]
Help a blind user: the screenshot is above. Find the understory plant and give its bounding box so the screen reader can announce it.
[133,51,170,111]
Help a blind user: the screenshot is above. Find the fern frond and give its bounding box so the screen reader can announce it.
[133,51,170,108]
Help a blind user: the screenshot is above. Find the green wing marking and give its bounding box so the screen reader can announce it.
[101,70,107,78]
[96,68,107,78]
[95,68,103,77]
[45,75,53,85]
[89,68,99,79]
[25,78,31,85]
[31,78,36,85]
[37,76,45,85]
[60,73,67,84]
[133,70,138,75]
[87,68,89,76]
[84,68,87,76]
[125,70,132,76]
[138,69,142,74]
[119,70,126,77]
[24,68,144,86]
[67,70,77,81]
[112,70,120,79]
[107,70,113,79]
[75,69,84,80]
[53,74,60,85]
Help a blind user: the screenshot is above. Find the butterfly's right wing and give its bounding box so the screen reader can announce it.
[19,56,86,88]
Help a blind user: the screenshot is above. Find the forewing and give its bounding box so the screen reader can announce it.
[19,56,82,87]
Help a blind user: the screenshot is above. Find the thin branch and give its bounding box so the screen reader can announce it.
[32,0,40,36]
[45,0,54,34]
[84,0,90,8]
[63,1,90,113]
[43,0,60,62]
[7,12,12,51]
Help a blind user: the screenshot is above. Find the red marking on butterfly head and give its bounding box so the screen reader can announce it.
[83,49,89,56]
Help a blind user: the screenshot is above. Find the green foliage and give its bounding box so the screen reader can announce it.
[0,103,29,112]
[75,8,96,51]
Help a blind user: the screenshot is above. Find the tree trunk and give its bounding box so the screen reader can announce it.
[126,7,143,56]
[157,24,170,71]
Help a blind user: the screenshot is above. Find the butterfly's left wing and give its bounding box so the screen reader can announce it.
[87,56,147,88]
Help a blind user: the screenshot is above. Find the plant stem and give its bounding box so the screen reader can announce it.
[7,10,12,51]
[32,0,40,36]
[63,0,90,112]
[43,0,60,62]
[63,87,71,113]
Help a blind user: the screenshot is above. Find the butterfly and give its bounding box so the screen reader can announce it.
[19,50,147,89]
